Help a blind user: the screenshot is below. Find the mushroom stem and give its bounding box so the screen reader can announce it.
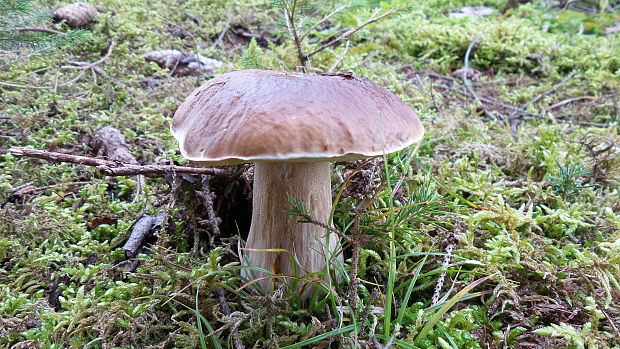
[242,162,341,293]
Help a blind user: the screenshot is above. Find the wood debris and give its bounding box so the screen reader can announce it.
[144,49,224,76]
[53,2,99,28]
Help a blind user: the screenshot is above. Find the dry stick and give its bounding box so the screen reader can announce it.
[214,13,232,49]
[462,38,499,122]
[496,180,551,189]
[531,71,576,104]
[1,40,114,91]
[305,8,396,60]
[122,213,165,258]
[347,211,365,316]
[435,84,542,118]
[8,147,232,177]
[0,71,84,90]
[15,26,64,35]
[6,181,96,196]
[61,40,116,71]
[284,0,307,68]
[544,96,601,112]
[215,288,245,349]
[359,288,380,337]
[327,40,350,73]
[299,4,350,41]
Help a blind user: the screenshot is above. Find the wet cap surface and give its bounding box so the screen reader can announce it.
[171,69,424,165]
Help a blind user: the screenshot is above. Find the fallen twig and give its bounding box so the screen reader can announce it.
[216,288,245,349]
[0,71,85,90]
[305,8,397,61]
[544,96,601,112]
[531,71,576,104]
[496,180,551,189]
[15,27,64,35]
[327,40,350,73]
[5,181,96,196]
[462,38,499,122]
[8,147,232,177]
[97,164,231,177]
[434,85,543,118]
[123,213,165,258]
[61,40,116,71]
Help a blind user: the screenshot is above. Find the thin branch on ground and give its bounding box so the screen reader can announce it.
[305,8,397,60]
[8,147,232,177]
[327,40,350,73]
[496,180,551,188]
[15,27,64,35]
[214,12,233,49]
[61,40,116,71]
[283,0,307,68]
[5,181,96,196]
[531,71,576,104]
[299,4,350,41]
[0,71,85,90]
[462,38,499,122]
[216,288,245,349]
[434,84,543,118]
[544,96,601,112]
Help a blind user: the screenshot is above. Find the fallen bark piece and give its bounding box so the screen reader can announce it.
[448,6,494,18]
[144,49,224,76]
[123,213,165,258]
[90,126,139,164]
[53,2,99,28]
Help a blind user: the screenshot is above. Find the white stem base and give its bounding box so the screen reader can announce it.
[242,162,342,294]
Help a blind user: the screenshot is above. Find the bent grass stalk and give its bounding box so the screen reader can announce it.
[382,151,397,340]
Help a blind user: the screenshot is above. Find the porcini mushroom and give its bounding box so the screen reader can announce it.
[171,69,424,292]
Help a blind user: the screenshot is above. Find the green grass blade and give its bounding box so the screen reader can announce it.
[382,151,397,339]
[374,335,422,348]
[415,273,496,343]
[280,324,355,349]
[395,257,426,326]
[195,285,222,349]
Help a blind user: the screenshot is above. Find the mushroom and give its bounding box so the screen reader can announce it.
[171,69,424,292]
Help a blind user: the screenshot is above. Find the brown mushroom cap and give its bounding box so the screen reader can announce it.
[171,69,424,165]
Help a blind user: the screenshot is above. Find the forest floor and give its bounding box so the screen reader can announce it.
[1,0,619,348]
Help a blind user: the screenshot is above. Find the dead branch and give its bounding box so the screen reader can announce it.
[300,5,350,41]
[216,288,245,349]
[123,213,165,258]
[10,147,117,167]
[61,40,116,71]
[8,147,232,177]
[496,180,551,189]
[15,27,64,35]
[327,40,350,73]
[195,176,222,236]
[0,71,85,90]
[97,164,231,177]
[283,0,307,68]
[462,38,499,122]
[545,96,601,112]
[305,8,397,60]
[0,41,115,90]
[5,181,96,197]
[435,84,543,118]
[531,71,576,104]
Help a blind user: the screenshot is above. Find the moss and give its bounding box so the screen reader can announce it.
[1,0,619,347]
